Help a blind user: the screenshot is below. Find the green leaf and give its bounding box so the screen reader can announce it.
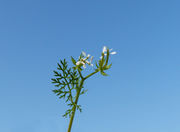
[71,56,76,65]
[51,78,57,83]
[76,105,82,112]
[100,71,108,76]
[53,70,59,76]
[55,84,60,87]
[60,60,64,65]
[78,67,82,71]
[63,109,72,118]
[104,63,112,70]
[57,63,62,70]
[95,69,99,72]
[59,94,66,99]
[80,89,88,95]
[79,53,83,60]
[95,62,99,68]
[52,89,59,93]
[102,57,105,66]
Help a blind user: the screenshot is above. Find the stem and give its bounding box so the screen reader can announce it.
[64,78,74,104]
[67,79,84,132]
[104,49,109,67]
[67,69,99,132]
[78,69,84,79]
[84,70,98,80]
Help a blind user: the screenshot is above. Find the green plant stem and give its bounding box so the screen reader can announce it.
[104,49,109,67]
[67,70,99,132]
[84,70,98,80]
[67,79,84,132]
[78,69,84,79]
[64,78,74,104]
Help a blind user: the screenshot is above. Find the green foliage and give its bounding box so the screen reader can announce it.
[51,59,81,117]
[51,59,88,117]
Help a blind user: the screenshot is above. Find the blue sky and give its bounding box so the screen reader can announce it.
[0,0,180,132]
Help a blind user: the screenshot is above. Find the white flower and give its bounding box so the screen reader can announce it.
[85,58,93,66]
[103,46,116,54]
[76,61,81,66]
[76,52,94,68]
[76,60,86,68]
[82,62,86,68]
[100,46,116,59]
[103,46,107,53]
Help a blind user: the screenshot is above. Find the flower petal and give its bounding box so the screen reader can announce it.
[90,56,94,63]
[76,61,81,66]
[82,51,86,57]
[85,60,90,65]
[110,51,116,55]
[102,46,107,53]
[81,61,85,65]
[83,64,86,68]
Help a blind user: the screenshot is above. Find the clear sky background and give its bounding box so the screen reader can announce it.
[0,0,180,132]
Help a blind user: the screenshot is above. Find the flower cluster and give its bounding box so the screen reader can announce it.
[100,46,116,59]
[75,46,116,69]
[76,51,94,68]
